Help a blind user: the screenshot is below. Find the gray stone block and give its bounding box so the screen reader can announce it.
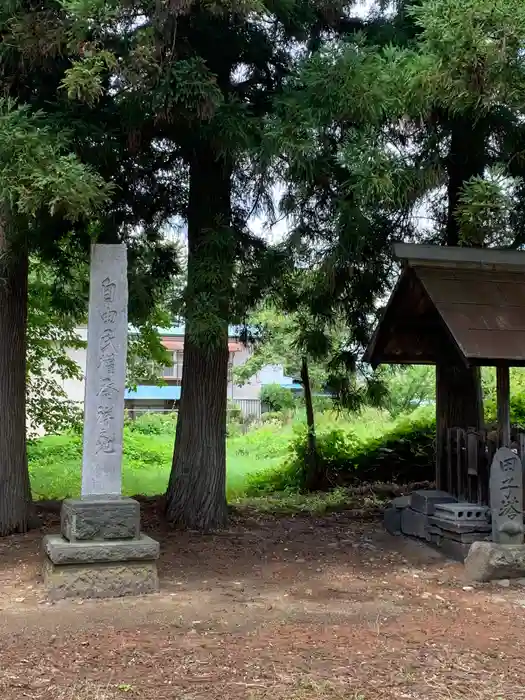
[428,515,491,535]
[410,489,457,515]
[436,537,471,562]
[401,508,429,540]
[43,534,159,565]
[391,495,411,510]
[465,541,525,582]
[433,502,490,523]
[61,497,140,542]
[429,525,489,545]
[384,507,402,535]
[43,559,159,600]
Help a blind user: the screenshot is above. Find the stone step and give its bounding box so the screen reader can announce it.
[44,533,159,565]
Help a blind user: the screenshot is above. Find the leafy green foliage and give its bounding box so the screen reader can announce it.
[380,365,435,418]
[485,394,525,427]
[260,384,296,412]
[247,408,436,493]
[126,412,178,436]
[0,100,110,225]
[26,259,86,437]
[261,411,288,425]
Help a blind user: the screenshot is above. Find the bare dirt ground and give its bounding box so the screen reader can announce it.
[0,499,524,700]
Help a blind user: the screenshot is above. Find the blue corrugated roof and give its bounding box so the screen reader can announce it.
[125,385,181,401]
[280,382,303,390]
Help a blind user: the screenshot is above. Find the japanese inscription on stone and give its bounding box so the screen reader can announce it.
[490,446,524,544]
[81,244,128,497]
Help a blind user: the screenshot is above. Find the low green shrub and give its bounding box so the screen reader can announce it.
[261,383,296,412]
[126,411,177,435]
[261,410,287,425]
[485,393,525,428]
[348,409,435,484]
[246,408,436,494]
[227,400,243,423]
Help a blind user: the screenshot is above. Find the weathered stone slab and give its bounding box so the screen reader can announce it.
[428,524,489,545]
[465,541,525,582]
[490,446,524,544]
[427,515,491,535]
[401,508,429,540]
[43,559,159,600]
[410,489,457,515]
[81,243,128,497]
[44,533,159,565]
[384,507,402,535]
[433,502,490,523]
[61,497,140,542]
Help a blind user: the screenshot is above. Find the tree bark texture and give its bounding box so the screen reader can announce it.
[301,357,321,491]
[0,225,32,536]
[434,112,487,486]
[166,142,233,530]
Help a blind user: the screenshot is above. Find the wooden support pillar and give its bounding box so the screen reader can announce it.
[497,365,511,447]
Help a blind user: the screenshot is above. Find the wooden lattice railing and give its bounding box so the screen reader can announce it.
[438,428,525,505]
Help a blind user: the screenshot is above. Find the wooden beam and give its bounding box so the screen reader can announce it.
[497,365,511,447]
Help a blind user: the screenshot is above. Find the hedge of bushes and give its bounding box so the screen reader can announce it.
[247,391,525,495]
[246,409,436,494]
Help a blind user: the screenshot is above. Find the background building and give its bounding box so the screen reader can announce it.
[60,325,299,420]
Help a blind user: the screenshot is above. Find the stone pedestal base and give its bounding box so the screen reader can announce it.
[43,559,159,600]
[465,541,525,582]
[43,497,160,600]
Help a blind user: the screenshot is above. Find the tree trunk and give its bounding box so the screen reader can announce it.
[445,114,487,247]
[435,113,487,488]
[0,226,32,536]
[165,142,233,530]
[301,356,321,491]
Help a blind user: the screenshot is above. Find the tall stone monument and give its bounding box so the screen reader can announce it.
[43,244,160,600]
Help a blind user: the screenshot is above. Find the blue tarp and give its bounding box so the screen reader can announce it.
[279,382,303,390]
[125,385,181,401]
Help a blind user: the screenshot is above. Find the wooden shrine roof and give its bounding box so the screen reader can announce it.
[363,244,525,367]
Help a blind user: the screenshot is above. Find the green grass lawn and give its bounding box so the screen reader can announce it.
[28,424,293,501]
[27,408,399,502]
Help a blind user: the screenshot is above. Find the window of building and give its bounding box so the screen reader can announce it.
[161,352,175,378]
[173,350,184,379]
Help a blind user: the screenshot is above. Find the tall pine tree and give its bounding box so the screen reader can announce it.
[0,1,180,534]
[63,0,369,528]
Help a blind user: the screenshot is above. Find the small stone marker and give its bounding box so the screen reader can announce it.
[490,446,524,545]
[81,244,128,497]
[42,244,159,600]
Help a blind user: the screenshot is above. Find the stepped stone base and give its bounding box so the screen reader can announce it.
[44,533,159,565]
[43,497,160,600]
[44,559,159,600]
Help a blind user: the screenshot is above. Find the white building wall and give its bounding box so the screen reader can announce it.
[60,329,291,410]
[61,326,87,403]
